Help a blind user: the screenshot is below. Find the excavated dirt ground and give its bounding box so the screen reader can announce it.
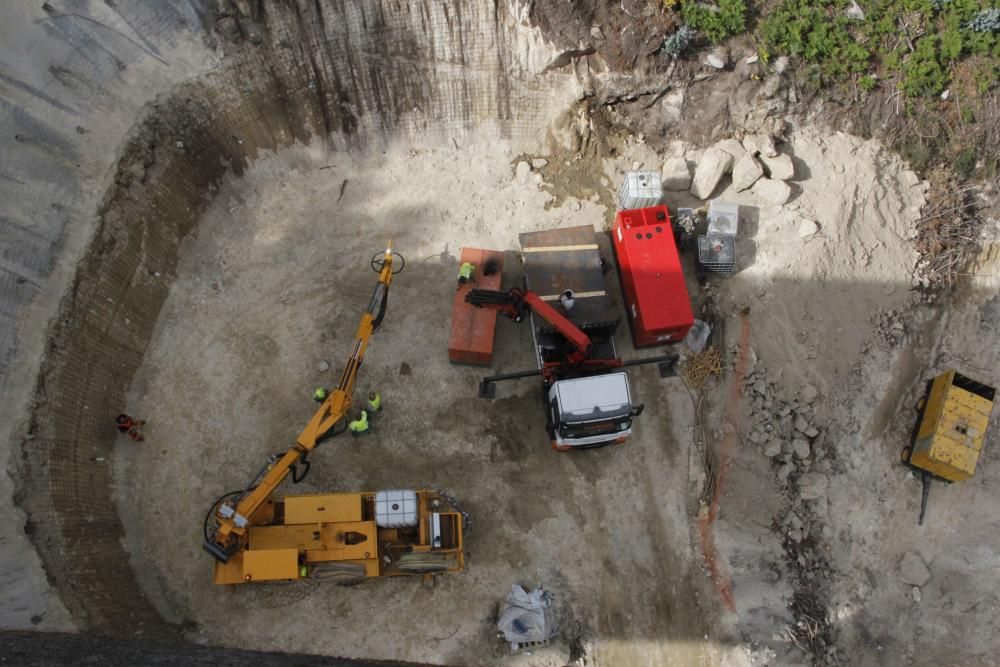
[117,140,730,666]
[3,2,1000,665]
[118,121,1000,666]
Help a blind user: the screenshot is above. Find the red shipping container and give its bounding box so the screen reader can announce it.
[612,206,693,347]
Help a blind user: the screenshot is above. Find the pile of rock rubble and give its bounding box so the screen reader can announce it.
[741,359,840,663]
[872,307,907,348]
[663,131,798,205]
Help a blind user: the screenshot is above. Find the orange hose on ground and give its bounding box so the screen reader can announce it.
[698,310,751,613]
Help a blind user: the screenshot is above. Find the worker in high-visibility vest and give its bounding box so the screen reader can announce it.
[348,410,370,437]
[364,391,382,424]
[313,387,328,402]
[457,261,475,286]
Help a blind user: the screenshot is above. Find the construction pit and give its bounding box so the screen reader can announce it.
[2,2,1000,666]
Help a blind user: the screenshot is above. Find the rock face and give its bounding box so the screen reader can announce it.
[762,74,783,99]
[760,153,795,180]
[752,178,792,205]
[690,148,733,199]
[661,88,685,123]
[732,153,764,192]
[661,157,692,191]
[899,552,932,587]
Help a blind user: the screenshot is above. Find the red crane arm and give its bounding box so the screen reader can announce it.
[466,287,592,364]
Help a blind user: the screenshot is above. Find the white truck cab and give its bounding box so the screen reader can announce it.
[548,372,637,450]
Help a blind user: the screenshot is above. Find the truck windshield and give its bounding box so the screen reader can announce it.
[559,416,631,440]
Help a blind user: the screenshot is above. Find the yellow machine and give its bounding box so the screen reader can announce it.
[201,244,465,584]
[213,489,465,584]
[902,370,996,524]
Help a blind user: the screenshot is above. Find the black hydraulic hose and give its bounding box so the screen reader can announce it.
[290,453,311,484]
[203,490,243,542]
[620,353,679,369]
[465,288,512,306]
[372,289,388,332]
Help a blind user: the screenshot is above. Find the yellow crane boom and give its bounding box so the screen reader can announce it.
[203,244,396,563]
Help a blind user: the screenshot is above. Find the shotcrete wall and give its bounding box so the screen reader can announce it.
[1,0,583,635]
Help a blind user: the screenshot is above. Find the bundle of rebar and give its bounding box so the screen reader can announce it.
[682,347,724,392]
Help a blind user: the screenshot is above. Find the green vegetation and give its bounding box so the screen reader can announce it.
[680,0,747,43]
[954,148,978,178]
[662,24,696,58]
[858,74,878,90]
[756,0,999,97]
[656,1,999,177]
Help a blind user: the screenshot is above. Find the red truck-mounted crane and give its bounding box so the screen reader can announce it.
[466,287,594,366]
[465,225,677,451]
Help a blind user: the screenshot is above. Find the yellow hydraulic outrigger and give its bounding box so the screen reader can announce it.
[203,244,396,564]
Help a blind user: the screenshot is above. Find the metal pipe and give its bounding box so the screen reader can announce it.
[620,353,679,369]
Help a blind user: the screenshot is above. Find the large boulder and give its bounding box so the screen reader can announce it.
[742,133,778,158]
[731,153,764,192]
[690,148,733,199]
[661,157,692,191]
[752,177,792,205]
[713,138,747,168]
[760,152,795,180]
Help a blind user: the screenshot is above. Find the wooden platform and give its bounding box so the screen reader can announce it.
[519,225,616,328]
[448,247,504,366]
